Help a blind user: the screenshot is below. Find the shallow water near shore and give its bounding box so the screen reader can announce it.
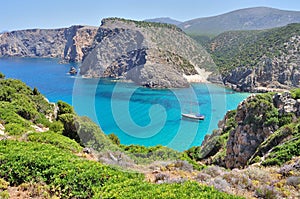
[0,58,249,151]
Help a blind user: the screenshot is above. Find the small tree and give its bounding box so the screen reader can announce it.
[32,87,40,95]
[0,72,5,79]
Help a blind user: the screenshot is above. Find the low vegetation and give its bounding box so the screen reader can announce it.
[104,17,182,31]
[1,72,299,198]
[208,23,300,75]
[0,74,241,198]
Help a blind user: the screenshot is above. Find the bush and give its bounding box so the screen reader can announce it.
[4,123,29,135]
[0,72,5,79]
[27,131,82,153]
[255,185,278,199]
[279,113,294,127]
[49,121,64,133]
[0,178,9,189]
[291,88,300,99]
[108,133,120,145]
[57,101,74,115]
[262,136,300,166]
[98,179,242,199]
[58,113,80,143]
[0,79,53,130]
[0,190,9,199]
[120,144,183,164]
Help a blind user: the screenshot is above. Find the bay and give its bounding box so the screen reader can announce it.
[0,58,249,151]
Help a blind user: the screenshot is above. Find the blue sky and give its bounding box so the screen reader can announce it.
[1,0,300,31]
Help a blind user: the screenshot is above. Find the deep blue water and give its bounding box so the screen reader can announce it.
[0,58,249,151]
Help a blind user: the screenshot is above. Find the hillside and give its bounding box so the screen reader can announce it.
[0,74,300,198]
[186,91,300,198]
[188,91,300,168]
[144,17,182,25]
[209,23,300,92]
[179,7,300,35]
[0,25,98,62]
[80,18,214,88]
[0,73,243,199]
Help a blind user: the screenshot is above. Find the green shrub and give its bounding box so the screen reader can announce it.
[27,131,82,153]
[99,179,242,199]
[0,178,9,189]
[4,123,29,135]
[0,72,5,79]
[58,113,80,143]
[49,121,64,133]
[57,101,74,115]
[32,87,40,95]
[108,133,120,145]
[262,136,300,166]
[121,144,183,164]
[291,88,300,99]
[0,79,53,129]
[75,116,119,152]
[34,114,51,127]
[180,152,205,170]
[279,113,294,126]
[185,146,202,160]
[0,190,9,199]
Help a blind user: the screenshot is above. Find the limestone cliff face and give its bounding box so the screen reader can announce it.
[80,18,213,88]
[0,26,97,62]
[224,52,300,92]
[199,92,300,169]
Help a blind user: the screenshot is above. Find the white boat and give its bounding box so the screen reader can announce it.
[181,113,205,120]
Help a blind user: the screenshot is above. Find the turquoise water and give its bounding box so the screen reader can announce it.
[0,58,249,151]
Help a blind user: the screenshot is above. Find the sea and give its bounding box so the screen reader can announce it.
[0,58,249,151]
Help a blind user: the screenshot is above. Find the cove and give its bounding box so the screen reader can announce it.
[0,58,249,151]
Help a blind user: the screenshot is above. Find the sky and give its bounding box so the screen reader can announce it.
[1,0,300,31]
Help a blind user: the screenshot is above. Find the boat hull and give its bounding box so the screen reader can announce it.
[181,113,204,120]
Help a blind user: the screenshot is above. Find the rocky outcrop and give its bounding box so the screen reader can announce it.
[225,92,299,168]
[200,92,300,169]
[211,24,300,92]
[224,54,300,92]
[80,18,214,88]
[0,26,97,62]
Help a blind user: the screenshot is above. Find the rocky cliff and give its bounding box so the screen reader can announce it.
[80,18,214,88]
[210,23,300,92]
[189,91,300,169]
[0,25,97,62]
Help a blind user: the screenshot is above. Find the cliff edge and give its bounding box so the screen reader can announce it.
[0,25,97,62]
[80,18,214,88]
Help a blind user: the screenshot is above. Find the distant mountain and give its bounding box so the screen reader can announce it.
[144,17,182,25]
[179,7,300,35]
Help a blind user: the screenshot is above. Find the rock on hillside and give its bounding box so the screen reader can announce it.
[0,25,97,62]
[80,18,214,88]
[179,7,300,35]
